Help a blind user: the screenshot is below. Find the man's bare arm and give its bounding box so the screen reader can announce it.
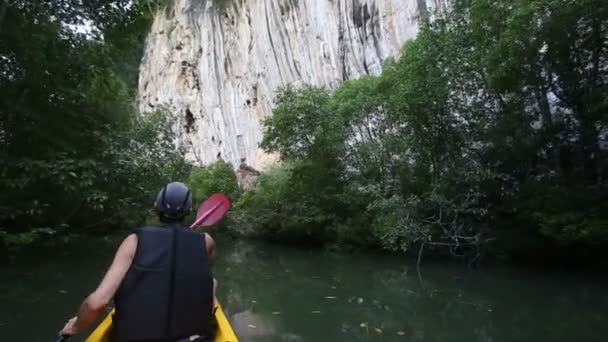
[205,232,216,261]
[205,233,218,303]
[60,234,137,336]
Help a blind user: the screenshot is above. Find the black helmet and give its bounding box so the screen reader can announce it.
[154,182,192,220]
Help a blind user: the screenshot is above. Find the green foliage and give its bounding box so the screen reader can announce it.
[261,85,343,160]
[0,227,56,254]
[368,195,430,253]
[188,160,241,205]
[232,0,608,261]
[229,162,336,243]
[515,182,608,243]
[0,1,189,253]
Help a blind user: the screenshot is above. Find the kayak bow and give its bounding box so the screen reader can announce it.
[84,297,239,342]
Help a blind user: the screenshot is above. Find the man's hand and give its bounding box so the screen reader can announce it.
[59,316,78,336]
[58,234,137,337]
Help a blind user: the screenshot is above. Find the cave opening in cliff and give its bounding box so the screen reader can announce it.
[184,108,196,133]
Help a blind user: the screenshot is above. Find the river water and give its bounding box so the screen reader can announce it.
[0,235,606,341]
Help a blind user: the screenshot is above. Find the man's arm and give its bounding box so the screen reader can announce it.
[204,232,216,261]
[60,234,137,336]
[204,233,218,302]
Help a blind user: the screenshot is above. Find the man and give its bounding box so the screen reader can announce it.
[60,182,218,341]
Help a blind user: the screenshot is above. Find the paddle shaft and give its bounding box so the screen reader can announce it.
[190,201,223,228]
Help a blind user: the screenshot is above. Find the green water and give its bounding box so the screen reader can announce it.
[0,236,606,341]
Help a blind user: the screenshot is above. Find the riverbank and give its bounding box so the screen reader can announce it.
[3,224,608,276]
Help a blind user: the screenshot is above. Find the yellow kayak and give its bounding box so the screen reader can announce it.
[85,297,239,342]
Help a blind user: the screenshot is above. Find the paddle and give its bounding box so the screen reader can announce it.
[55,193,232,342]
[191,193,232,228]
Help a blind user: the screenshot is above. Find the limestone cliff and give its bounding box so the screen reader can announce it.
[138,0,448,169]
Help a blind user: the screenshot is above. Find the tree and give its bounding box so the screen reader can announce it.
[0,0,187,253]
[233,0,608,262]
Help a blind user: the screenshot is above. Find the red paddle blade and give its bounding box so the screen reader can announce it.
[190,193,232,228]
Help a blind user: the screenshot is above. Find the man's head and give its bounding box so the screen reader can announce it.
[154,181,192,223]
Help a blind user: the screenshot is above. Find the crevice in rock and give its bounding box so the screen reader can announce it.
[370,2,382,63]
[224,53,232,74]
[252,84,259,106]
[179,61,200,90]
[211,17,224,106]
[417,0,430,23]
[264,0,284,83]
[338,1,348,81]
[353,0,366,28]
[273,1,298,80]
[184,108,196,133]
[165,0,176,19]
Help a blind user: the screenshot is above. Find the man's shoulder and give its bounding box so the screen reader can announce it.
[200,232,214,241]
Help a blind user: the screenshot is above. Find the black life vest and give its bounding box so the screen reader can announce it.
[111,224,214,342]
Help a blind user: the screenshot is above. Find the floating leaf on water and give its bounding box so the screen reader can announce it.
[397,331,406,336]
[311,310,321,314]
[324,296,337,299]
[247,324,257,329]
[374,328,383,334]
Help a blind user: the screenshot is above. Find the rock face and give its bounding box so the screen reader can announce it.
[236,162,261,191]
[138,0,448,169]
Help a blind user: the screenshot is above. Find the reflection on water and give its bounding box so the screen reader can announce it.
[214,239,608,342]
[0,235,607,341]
